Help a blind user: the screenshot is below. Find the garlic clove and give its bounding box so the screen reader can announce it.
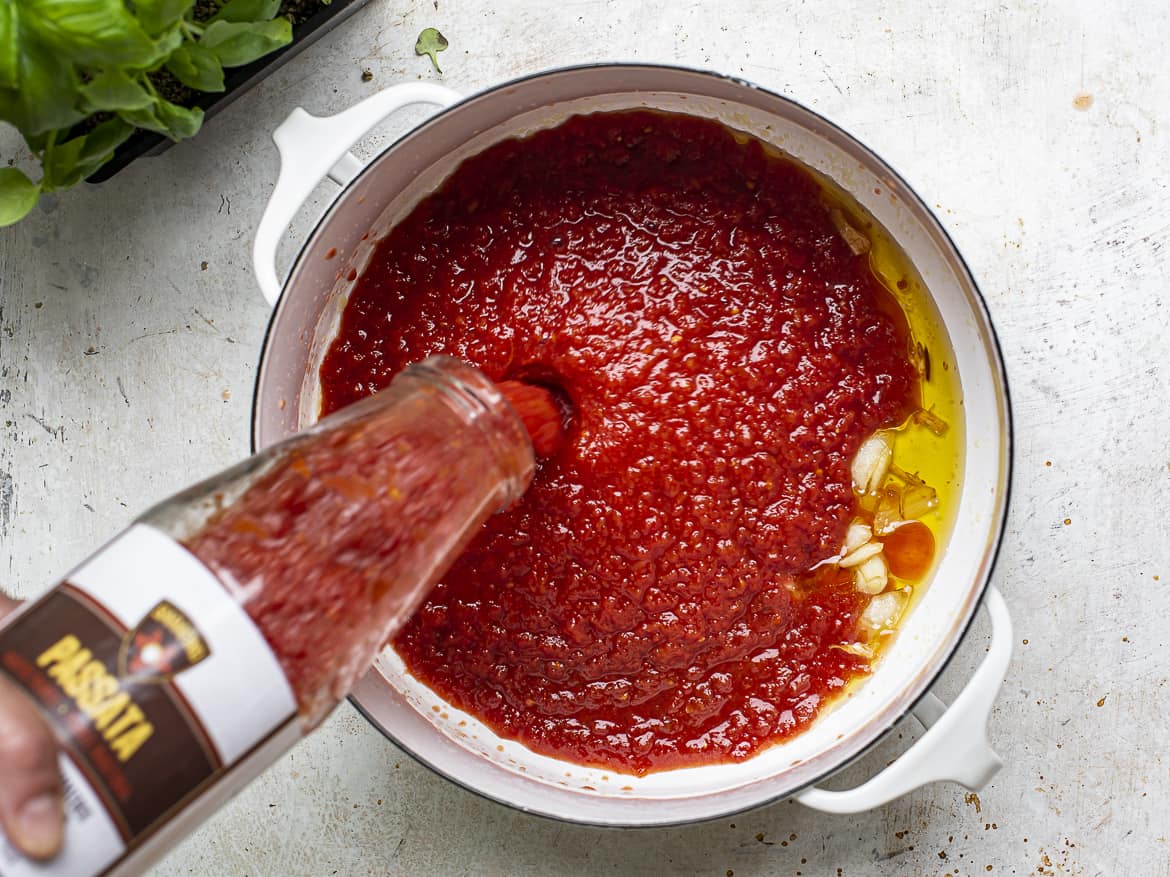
[851,433,893,495]
[843,519,873,554]
[859,588,909,630]
[853,553,889,594]
[839,541,883,569]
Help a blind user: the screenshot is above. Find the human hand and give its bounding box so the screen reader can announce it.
[0,593,64,860]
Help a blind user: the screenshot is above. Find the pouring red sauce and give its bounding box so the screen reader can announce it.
[319,110,918,773]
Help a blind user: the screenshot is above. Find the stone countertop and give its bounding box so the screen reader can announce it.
[1,0,1165,874]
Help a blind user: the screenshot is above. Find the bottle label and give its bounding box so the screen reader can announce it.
[0,525,297,876]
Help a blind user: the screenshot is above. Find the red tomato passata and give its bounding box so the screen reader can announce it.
[318,111,919,774]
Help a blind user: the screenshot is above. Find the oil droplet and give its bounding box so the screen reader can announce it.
[1073,92,1094,111]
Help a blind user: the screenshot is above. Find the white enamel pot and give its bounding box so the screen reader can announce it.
[249,64,1013,825]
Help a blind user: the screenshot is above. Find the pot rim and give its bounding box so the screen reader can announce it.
[251,61,1014,826]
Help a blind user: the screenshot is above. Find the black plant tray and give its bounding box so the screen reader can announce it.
[87,0,373,183]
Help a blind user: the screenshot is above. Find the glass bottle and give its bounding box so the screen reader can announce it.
[0,356,534,877]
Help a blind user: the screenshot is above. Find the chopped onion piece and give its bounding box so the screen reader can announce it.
[853,553,889,594]
[851,433,893,494]
[831,642,876,660]
[830,208,871,255]
[901,483,939,520]
[908,341,931,380]
[839,541,883,568]
[860,588,908,629]
[843,520,873,554]
[872,488,902,536]
[890,463,927,487]
[912,407,949,436]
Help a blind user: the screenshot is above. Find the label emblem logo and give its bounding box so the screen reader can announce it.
[118,600,210,683]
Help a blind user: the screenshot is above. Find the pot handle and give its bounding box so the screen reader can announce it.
[252,82,461,307]
[794,586,1012,814]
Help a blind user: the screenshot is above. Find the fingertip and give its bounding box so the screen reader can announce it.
[13,794,64,861]
[0,674,65,862]
[0,593,19,619]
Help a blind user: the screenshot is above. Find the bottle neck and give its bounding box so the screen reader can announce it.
[400,356,535,509]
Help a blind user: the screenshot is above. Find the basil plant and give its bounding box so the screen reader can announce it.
[0,0,295,226]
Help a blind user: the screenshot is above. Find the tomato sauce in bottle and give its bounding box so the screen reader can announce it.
[0,356,554,877]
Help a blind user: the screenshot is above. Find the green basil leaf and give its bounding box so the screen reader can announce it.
[41,118,132,189]
[0,4,18,89]
[414,27,448,74]
[0,35,84,135]
[23,0,167,67]
[116,102,163,133]
[152,22,183,57]
[209,0,281,23]
[119,97,202,140]
[78,68,153,112]
[43,117,134,187]
[40,135,86,190]
[132,0,192,35]
[80,116,134,155]
[155,98,203,139]
[24,131,51,153]
[165,43,225,92]
[200,18,290,68]
[0,168,40,227]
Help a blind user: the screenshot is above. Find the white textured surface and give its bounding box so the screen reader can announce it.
[0,0,1166,873]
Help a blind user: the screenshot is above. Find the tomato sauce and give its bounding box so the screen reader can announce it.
[318,110,919,773]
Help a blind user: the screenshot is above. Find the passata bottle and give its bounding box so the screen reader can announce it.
[0,356,546,877]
